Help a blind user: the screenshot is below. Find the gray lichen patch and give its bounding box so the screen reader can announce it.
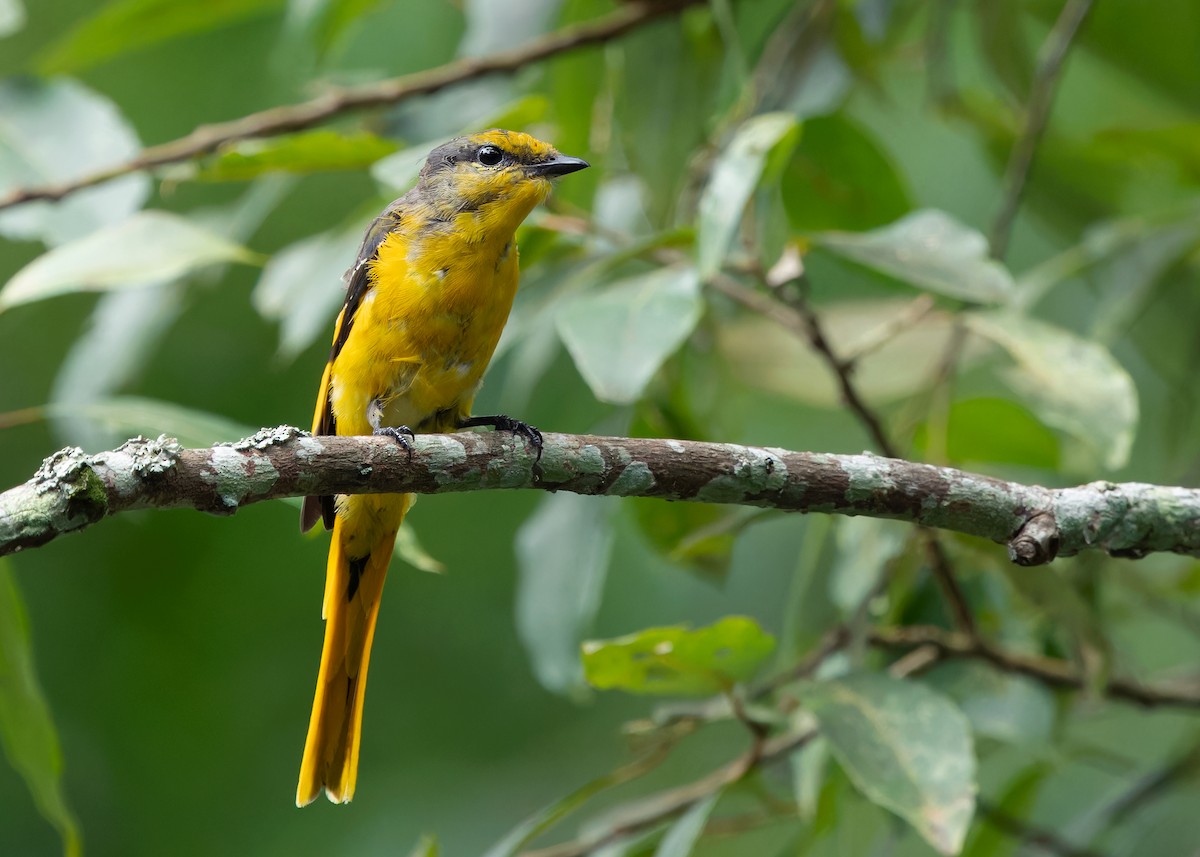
[576,445,606,475]
[202,446,279,510]
[732,447,788,492]
[13,446,111,543]
[537,442,607,486]
[609,461,654,496]
[426,436,473,487]
[838,455,900,504]
[482,453,527,489]
[225,425,306,451]
[294,436,325,462]
[696,474,750,504]
[92,435,182,497]
[696,447,789,504]
[425,435,469,468]
[32,446,90,493]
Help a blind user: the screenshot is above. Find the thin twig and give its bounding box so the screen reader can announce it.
[0,0,703,213]
[870,625,1200,709]
[707,272,896,456]
[755,270,981,635]
[518,728,815,857]
[840,294,939,365]
[988,0,1095,259]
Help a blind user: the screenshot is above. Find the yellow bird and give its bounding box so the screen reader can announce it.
[296,130,588,805]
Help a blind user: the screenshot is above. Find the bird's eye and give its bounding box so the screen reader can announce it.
[477,145,504,166]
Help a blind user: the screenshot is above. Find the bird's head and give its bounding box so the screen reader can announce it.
[416,129,589,228]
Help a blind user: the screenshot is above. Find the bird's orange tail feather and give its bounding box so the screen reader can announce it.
[296,513,401,806]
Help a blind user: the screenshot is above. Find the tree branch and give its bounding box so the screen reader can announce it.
[870,625,1200,709]
[0,0,703,213]
[4,427,1200,566]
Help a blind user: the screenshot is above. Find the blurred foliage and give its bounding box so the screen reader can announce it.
[1,0,1199,855]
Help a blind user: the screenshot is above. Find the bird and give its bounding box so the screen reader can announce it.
[295,130,588,806]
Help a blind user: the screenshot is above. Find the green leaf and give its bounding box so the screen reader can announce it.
[912,397,1060,470]
[802,673,976,855]
[0,78,148,246]
[924,661,1055,746]
[812,210,1015,304]
[0,560,81,857]
[1014,206,1200,311]
[180,130,398,182]
[557,265,703,405]
[406,833,439,857]
[0,0,25,38]
[633,503,772,583]
[696,112,801,277]
[253,223,365,360]
[582,616,776,696]
[37,0,284,73]
[966,311,1139,470]
[515,493,616,697]
[0,210,261,311]
[828,517,909,613]
[653,791,720,857]
[782,113,912,232]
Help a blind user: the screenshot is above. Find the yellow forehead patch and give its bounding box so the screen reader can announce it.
[468,129,559,163]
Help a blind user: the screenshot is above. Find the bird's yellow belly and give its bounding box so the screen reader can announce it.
[331,243,519,435]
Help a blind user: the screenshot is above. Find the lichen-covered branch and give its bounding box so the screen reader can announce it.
[2,427,1199,564]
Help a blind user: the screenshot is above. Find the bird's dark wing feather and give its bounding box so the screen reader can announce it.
[301,203,405,532]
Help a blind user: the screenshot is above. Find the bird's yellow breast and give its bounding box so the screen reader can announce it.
[328,211,522,437]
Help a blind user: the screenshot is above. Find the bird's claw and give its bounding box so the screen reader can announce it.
[374,425,415,460]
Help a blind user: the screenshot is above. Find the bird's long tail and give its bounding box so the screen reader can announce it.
[296,495,410,805]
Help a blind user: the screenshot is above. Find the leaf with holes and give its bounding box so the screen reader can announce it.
[583,616,775,696]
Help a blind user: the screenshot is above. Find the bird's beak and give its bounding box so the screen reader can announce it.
[531,155,590,177]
